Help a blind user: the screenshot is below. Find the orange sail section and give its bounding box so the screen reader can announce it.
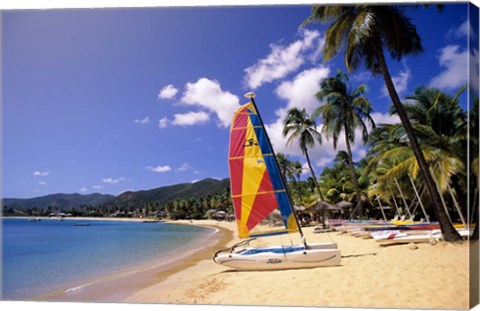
[228,102,299,239]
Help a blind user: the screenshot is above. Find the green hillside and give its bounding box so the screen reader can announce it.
[3,193,115,211]
[2,178,230,211]
[111,178,230,207]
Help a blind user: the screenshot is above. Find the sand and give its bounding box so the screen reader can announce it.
[121,220,475,310]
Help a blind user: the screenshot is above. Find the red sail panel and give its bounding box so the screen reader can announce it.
[245,169,278,230]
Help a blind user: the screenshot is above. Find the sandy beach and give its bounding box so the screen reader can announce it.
[119,220,475,310]
[6,217,475,309]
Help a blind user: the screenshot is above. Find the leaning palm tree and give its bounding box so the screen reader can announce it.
[302,5,461,241]
[314,71,375,217]
[283,108,325,202]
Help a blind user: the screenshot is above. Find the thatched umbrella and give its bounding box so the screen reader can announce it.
[310,201,335,211]
[335,201,353,209]
[294,205,306,211]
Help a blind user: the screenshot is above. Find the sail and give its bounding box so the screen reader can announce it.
[228,102,299,239]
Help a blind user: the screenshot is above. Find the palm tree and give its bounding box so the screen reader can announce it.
[283,108,325,201]
[367,86,468,223]
[402,86,468,217]
[292,160,305,204]
[277,153,293,180]
[319,152,355,203]
[314,70,375,217]
[470,95,479,240]
[302,5,461,241]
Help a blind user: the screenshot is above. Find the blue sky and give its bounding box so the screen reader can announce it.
[2,3,477,198]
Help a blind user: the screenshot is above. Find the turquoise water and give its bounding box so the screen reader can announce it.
[1,218,213,300]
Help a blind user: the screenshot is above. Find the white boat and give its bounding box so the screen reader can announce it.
[214,240,340,271]
[213,93,341,271]
[372,228,472,246]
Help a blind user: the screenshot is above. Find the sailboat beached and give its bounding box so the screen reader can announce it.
[213,93,341,270]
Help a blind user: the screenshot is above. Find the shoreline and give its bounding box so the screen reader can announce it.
[46,221,234,303]
[6,218,234,303]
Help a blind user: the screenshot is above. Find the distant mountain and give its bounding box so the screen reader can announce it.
[111,178,230,207]
[3,193,115,210]
[2,178,230,210]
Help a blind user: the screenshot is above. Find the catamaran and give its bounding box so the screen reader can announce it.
[213,92,341,271]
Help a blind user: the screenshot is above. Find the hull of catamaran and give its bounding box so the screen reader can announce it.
[214,242,341,271]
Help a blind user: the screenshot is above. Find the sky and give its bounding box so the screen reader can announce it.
[2,2,478,198]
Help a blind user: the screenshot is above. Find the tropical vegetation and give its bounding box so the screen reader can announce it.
[301,4,469,241]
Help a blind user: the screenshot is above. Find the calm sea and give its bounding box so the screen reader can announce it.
[1,218,214,301]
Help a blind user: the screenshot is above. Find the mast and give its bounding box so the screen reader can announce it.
[244,92,308,248]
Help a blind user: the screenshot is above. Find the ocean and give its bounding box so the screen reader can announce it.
[1,218,214,301]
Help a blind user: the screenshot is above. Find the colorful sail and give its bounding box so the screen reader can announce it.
[228,102,299,239]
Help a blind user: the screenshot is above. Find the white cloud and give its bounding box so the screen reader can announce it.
[470,49,479,92]
[180,78,240,127]
[38,181,47,186]
[430,45,469,91]
[382,65,411,97]
[145,165,172,173]
[172,111,210,126]
[102,177,126,184]
[133,116,150,125]
[158,117,170,128]
[244,29,323,89]
[177,163,192,172]
[371,112,400,125]
[447,20,475,39]
[33,171,49,176]
[262,66,331,162]
[351,71,373,83]
[92,185,105,190]
[80,187,88,193]
[274,66,331,116]
[174,163,202,174]
[158,84,179,99]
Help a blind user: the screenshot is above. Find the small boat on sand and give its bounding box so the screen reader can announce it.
[213,93,340,271]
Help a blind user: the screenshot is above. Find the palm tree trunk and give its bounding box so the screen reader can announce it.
[295,174,303,205]
[375,43,462,241]
[344,128,364,217]
[304,148,326,227]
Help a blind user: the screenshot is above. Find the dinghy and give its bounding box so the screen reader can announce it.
[213,93,341,271]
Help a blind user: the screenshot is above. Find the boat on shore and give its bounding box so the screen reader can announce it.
[213,93,340,270]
